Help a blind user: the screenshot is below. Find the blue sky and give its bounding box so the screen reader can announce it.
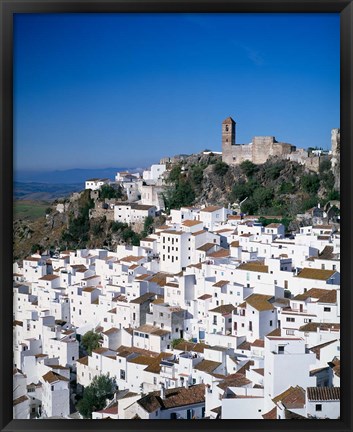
[14,13,340,171]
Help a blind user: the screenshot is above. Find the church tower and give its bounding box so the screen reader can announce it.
[222,116,236,164]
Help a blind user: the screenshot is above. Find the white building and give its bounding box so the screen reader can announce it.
[85,178,110,191]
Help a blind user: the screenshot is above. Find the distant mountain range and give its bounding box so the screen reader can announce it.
[14,182,83,201]
[15,167,135,184]
[14,167,144,201]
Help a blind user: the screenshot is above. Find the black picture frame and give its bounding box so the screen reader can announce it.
[1,1,352,431]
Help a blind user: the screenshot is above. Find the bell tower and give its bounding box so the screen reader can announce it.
[222,117,236,149]
[222,117,236,164]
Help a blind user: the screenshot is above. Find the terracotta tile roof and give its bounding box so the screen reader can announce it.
[152,297,165,304]
[24,257,40,262]
[307,387,340,401]
[237,261,268,273]
[213,280,230,288]
[35,354,48,358]
[188,262,203,269]
[92,347,110,355]
[245,293,274,311]
[102,327,119,336]
[329,358,340,377]
[317,235,330,240]
[130,292,155,304]
[135,274,151,281]
[120,255,145,263]
[77,356,89,365]
[82,286,96,293]
[252,368,264,376]
[13,395,29,406]
[42,371,69,384]
[137,384,205,413]
[201,206,222,213]
[191,230,207,236]
[312,224,333,230]
[272,386,305,409]
[160,230,184,235]
[318,246,335,260]
[292,288,331,301]
[230,240,240,247]
[198,294,212,300]
[97,403,119,415]
[217,373,251,390]
[135,324,170,336]
[208,248,230,258]
[317,290,337,304]
[209,304,236,315]
[237,341,251,350]
[228,215,242,220]
[48,365,70,370]
[215,228,233,234]
[140,237,156,243]
[173,341,209,353]
[194,359,222,373]
[251,339,265,348]
[197,243,216,252]
[262,406,277,419]
[236,360,254,375]
[149,272,171,286]
[116,345,159,358]
[299,322,340,333]
[266,223,283,228]
[182,219,202,227]
[13,320,23,327]
[295,268,336,280]
[309,340,338,360]
[39,274,60,281]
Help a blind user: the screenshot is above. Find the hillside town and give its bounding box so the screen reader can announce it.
[13,203,340,420]
[13,119,340,420]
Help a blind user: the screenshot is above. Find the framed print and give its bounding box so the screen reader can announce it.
[1,1,352,432]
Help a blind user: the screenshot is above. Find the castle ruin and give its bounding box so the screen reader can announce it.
[221,116,335,173]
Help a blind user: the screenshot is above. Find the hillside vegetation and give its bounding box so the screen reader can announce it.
[163,154,339,217]
[13,155,339,261]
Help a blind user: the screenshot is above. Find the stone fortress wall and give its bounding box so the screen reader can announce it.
[221,117,337,173]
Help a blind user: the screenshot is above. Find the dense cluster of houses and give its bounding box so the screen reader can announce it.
[13,202,340,420]
[85,164,167,212]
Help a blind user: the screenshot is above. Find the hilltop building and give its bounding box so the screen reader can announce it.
[221,117,334,173]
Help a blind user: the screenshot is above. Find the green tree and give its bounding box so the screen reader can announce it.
[171,338,185,348]
[300,174,320,194]
[241,198,258,215]
[230,181,254,203]
[263,161,284,181]
[30,243,42,254]
[111,221,128,233]
[252,187,274,209]
[240,160,258,177]
[162,180,195,212]
[213,161,229,176]
[141,216,154,238]
[81,330,102,355]
[279,181,295,194]
[77,374,116,419]
[319,159,332,174]
[99,184,123,200]
[190,165,204,186]
[167,165,182,184]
